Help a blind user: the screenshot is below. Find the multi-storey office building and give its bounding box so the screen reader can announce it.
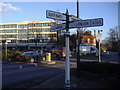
[0,21,58,50]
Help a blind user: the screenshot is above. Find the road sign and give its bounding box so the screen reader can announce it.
[50,23,66,32]
[69,19,91,28]
[69,15,81,21]
[46,10,66,21]
[97,33,102,39]
[46,10,80,21]
[50,18,103,32]
[69,18,103,28]
[91,18,103,27]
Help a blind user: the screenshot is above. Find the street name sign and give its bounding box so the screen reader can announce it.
[69,15,81,21]
[50,23,66,32]
[46,10,103,32]
[90,18,103,27]
[46,10,66,21]
[46,10,81,21]
[50,18,103,32]
[69,18,103,28]
[69,19,91,28]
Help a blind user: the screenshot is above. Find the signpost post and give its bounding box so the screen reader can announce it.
[64,9,70,89]
[46,9,103,88]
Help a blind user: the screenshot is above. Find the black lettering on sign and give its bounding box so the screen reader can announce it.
[92,20,101,25]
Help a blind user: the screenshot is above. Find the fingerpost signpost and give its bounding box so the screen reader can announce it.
[46,9,103,88]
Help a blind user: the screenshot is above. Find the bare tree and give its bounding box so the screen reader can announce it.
[103,26,119,51]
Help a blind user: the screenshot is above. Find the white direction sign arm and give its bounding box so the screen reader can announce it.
[46,10,81,21]
[69,19,91,28]
[69,18,103,29]
[50,24,66,32]
[90,18,103,27]
[46,10,66,21]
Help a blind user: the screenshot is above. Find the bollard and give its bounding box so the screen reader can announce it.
[96,52,98,56]
[43,56,45,61]
[46,53,51,62]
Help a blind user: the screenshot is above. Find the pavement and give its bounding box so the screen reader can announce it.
[31,70,108,89]
[30,61,109,89]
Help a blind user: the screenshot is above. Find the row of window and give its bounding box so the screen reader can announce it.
[0,24,17,28]
[0,23,56,28]
[11,39,56,43]
[0,30,17,33]
[2,34,57,39]
[18,34,57,39]
[28,28,50,32]
[0,29,51,33]
[2,35,17,38]
[28,23,56,27]
[81,38,96,43]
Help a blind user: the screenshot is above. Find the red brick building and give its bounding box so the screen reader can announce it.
[80,30,96,47]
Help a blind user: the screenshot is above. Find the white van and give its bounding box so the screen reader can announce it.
[79,46,98,55]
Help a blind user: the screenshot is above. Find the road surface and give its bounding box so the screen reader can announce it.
[2,62,65,89]
[2,51,119,89]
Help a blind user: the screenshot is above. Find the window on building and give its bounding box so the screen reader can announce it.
[18,24,27,28]
[94,38,96,43]
[88,38,90,43]
[84,39,88,43]
[81,38,84,43]
[0,25,2,28]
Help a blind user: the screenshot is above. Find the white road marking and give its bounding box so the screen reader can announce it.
[19,65,22,69]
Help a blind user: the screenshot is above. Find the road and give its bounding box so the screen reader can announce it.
[2,62,65,89]
[2,51,119,89]
[71,51,119,64]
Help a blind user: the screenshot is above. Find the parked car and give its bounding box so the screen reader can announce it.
[17,51,40,63]
[51,47,71,60]
[51,47,63,60]
[7,49,22,61]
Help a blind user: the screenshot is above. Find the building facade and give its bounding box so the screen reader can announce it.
[80,31,96,47]
[0,21,58,49]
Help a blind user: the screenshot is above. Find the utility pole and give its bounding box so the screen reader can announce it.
[65,9,70,89]
[77,0,81,78]
[98,30,102,62]
[98,38,101,62]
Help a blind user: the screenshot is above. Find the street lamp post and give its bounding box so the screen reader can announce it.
[98,30,104,62]
[98,38,101,62]
[76,0,81,78]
